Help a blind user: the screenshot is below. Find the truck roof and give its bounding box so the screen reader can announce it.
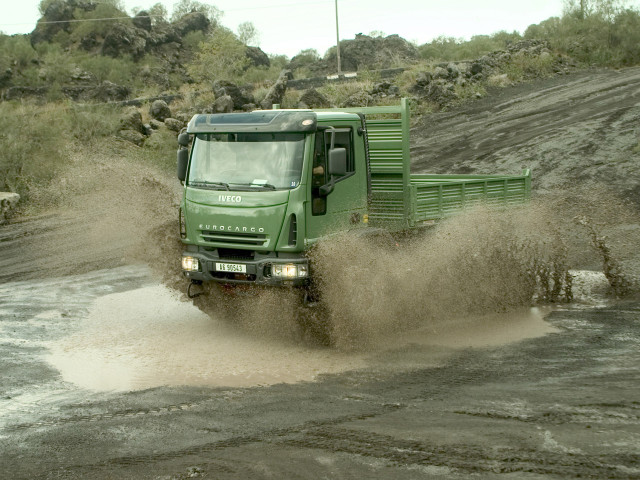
[186,109,360,134]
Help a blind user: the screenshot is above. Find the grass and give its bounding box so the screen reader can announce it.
[0,100,176,205]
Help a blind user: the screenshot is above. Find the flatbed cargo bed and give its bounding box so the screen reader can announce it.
[319,100,531,229]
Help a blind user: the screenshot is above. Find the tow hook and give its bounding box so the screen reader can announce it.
[187,280,204,299]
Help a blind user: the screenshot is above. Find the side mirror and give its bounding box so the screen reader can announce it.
[177,148,188,181]
[328,148,347,177]
[177,132,190,147]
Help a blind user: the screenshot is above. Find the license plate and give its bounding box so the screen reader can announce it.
[215,262,246,273]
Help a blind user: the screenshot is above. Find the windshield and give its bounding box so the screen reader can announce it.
[188,133,305,190]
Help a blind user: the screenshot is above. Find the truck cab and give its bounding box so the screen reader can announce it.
[178,109,370,287]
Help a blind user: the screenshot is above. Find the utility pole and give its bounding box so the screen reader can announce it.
[335,0,342,75]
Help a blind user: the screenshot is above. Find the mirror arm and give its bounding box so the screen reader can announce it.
[319,176,335,196]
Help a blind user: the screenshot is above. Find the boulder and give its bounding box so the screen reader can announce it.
[120,108,146,135]
[117,129,146,146]
[101,22,147,60]
[470,62,484,76]
[433,67,448,79]
[246,46,270,68]
[150,99,172,122]
[447,62,460,79]
[132,10,152,32]
[70,67,95,83]
[343,91,374,107]
[370,81,400,97]
[149,119,164,130]
[174,11,210,36]
[212,80,255,110]
[298,88,329,108]
[164,117,185,132]
[174,112,193,124]
[323,33,418,74]
[212,95,234,113]
[86,81,130,102]
[0,192,20,224]
[260,70,290,110]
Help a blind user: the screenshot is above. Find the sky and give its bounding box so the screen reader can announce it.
[0,0,567,58]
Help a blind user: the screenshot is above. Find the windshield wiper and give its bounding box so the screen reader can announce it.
[230,183,278,190]
[189,181,230,190]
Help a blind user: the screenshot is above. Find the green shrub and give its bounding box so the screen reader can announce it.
[504,51,556,82]
[318,80,376,106]
[0,101,121,198]
[187,28,249,83]
[524,1,640,67]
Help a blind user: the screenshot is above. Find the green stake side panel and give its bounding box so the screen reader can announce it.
[317,100,531,229]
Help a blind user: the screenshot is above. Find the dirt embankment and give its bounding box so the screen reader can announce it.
[411,67,640,204]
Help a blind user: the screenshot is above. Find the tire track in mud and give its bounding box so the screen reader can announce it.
[282,426,637,478]
[410,67,640,199]
[24,405,405,478]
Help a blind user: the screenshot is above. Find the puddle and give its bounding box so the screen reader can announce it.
[46,284,558,392]
[46,284,367,391]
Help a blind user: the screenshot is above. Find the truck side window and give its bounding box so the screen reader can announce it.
[327,129,354,175]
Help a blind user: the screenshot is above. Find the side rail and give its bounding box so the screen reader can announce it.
[410,170,531,224]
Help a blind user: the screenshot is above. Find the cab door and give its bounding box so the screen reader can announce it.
[305,125,368,241]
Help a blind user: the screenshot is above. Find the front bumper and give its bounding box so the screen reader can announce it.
[181,247,310,287]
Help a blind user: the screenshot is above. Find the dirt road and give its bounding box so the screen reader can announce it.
[1,68,640,479]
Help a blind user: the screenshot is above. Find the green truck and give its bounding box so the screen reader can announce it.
[177,98,530,296]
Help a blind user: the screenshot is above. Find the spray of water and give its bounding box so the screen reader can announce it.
[187,187,639,350]
[23,146,637,351]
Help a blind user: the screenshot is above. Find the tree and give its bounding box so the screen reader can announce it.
[187,27,248,82]
[237,21,259,46]
[171,0,222,24]
[144,3,168,25]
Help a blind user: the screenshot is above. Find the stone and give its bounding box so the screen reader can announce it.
[150,100,172,122]
[416,71,433,86]
[260,70,290,110]
[433,67,448,79]
[299,88,329,108]
[0,192,20,224]
[88,81,130,102]
[132,10,152,32]
[246,46,270,68]
[120,108,146,135]
[149,119,163,130]
[117,129,146,146]
[212,80,255,110]
[164,118,185,132]
[447,62,460,79]
[343,91,374,107]
[470,62,484,76]
[212,95,234,113]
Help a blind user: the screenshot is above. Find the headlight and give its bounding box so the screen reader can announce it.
[182,256,199,272]
[272,263,308,278]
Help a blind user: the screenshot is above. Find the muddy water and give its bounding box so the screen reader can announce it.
[43,278,557,392]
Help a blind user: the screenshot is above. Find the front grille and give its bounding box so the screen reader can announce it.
[217,248,255,261]
[201,230,267,246]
